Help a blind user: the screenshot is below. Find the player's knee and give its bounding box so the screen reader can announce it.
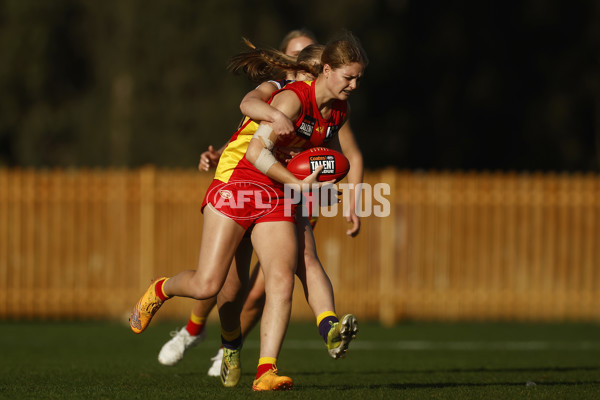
[267,274,294,302]
[188,276,221,299]
[276,268,295,286]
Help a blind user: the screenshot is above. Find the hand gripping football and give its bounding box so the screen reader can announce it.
[286,147,350,182]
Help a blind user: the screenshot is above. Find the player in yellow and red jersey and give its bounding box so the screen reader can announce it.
[131,32,368,391]
[157,34,328,377]
[203,79,348,226]
[159,42,360,374]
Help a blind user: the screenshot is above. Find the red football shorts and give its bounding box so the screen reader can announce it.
[202,179,297,230]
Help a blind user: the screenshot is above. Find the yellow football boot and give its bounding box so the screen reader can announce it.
[326,314,358,359]
[220,347,241,387]
[252,368,293,391]
[129,278,167,334]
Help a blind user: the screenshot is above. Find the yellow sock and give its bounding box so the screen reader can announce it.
[221,326,241,341]
[316,310,337,326]
[186,312,206,336]
[221,326,242,349]
[189,312,206,325]
[257,357,277,379]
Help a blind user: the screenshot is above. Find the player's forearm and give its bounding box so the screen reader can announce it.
[240,98,286,124]
[246,137,302,186]
[345,151,363,212]
[264,161,304,186]
[346,151,363,185]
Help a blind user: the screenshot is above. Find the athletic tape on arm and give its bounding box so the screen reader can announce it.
[255,148,278,174]
[253,124,274,150]
[252,124,276,174]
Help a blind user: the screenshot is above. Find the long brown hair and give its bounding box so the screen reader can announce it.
[227,38,321,82]
[227,38,293,82]
[227,32,367,82]
[296,44,325,77]
[322,32,369,70]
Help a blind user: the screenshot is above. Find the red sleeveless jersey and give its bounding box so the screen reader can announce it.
[213,80,348,192]
[273,80,347,151]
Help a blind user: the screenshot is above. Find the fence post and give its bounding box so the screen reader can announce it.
[379,167,397,326]
[139,166,155,289]
[0,168,8,316]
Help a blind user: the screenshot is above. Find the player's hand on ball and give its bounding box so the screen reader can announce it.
[301,165,336,191]
[277,146,304,163]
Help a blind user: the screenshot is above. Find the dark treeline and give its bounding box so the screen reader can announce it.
[0,0,598,171]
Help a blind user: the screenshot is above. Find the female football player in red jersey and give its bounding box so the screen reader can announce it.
[162,39,364,380]
[159,34,360,372]
[129,32,367,391]
[217,38,365,391]
[157,33,326,375]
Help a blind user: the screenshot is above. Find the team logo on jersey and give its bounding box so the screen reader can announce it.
[218,190,233,199]
[297,115,316,139]
[309,155,336,175]
[324,125,340,142]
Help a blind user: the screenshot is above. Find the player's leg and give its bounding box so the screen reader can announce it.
[129,204,246,333]
[218,237,254,334]
[241,262,266,336]
[295,214,358,359]
[207,258,265,377]
[216,237,254,387]
[159,240,256,368]
[250,221,296,391]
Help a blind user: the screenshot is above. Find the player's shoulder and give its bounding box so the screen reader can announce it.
[272,88,302,105]
[281,80,313,101]
[270,86,303,120]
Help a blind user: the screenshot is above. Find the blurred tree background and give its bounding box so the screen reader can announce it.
[0,0,599,171]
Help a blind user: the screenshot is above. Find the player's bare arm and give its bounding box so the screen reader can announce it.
[240,82,295,138]
[337,120,364,237]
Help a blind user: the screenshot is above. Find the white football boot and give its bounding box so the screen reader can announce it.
[158,326,206,366]
[207,347,223,377]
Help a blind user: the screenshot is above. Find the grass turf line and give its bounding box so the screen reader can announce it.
[1,321,599,399]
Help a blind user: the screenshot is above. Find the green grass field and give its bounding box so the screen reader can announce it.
[1,320,599,399]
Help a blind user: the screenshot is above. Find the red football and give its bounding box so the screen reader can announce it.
[286,147,350,182]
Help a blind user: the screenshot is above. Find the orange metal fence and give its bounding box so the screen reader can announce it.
[1,167,599,324]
